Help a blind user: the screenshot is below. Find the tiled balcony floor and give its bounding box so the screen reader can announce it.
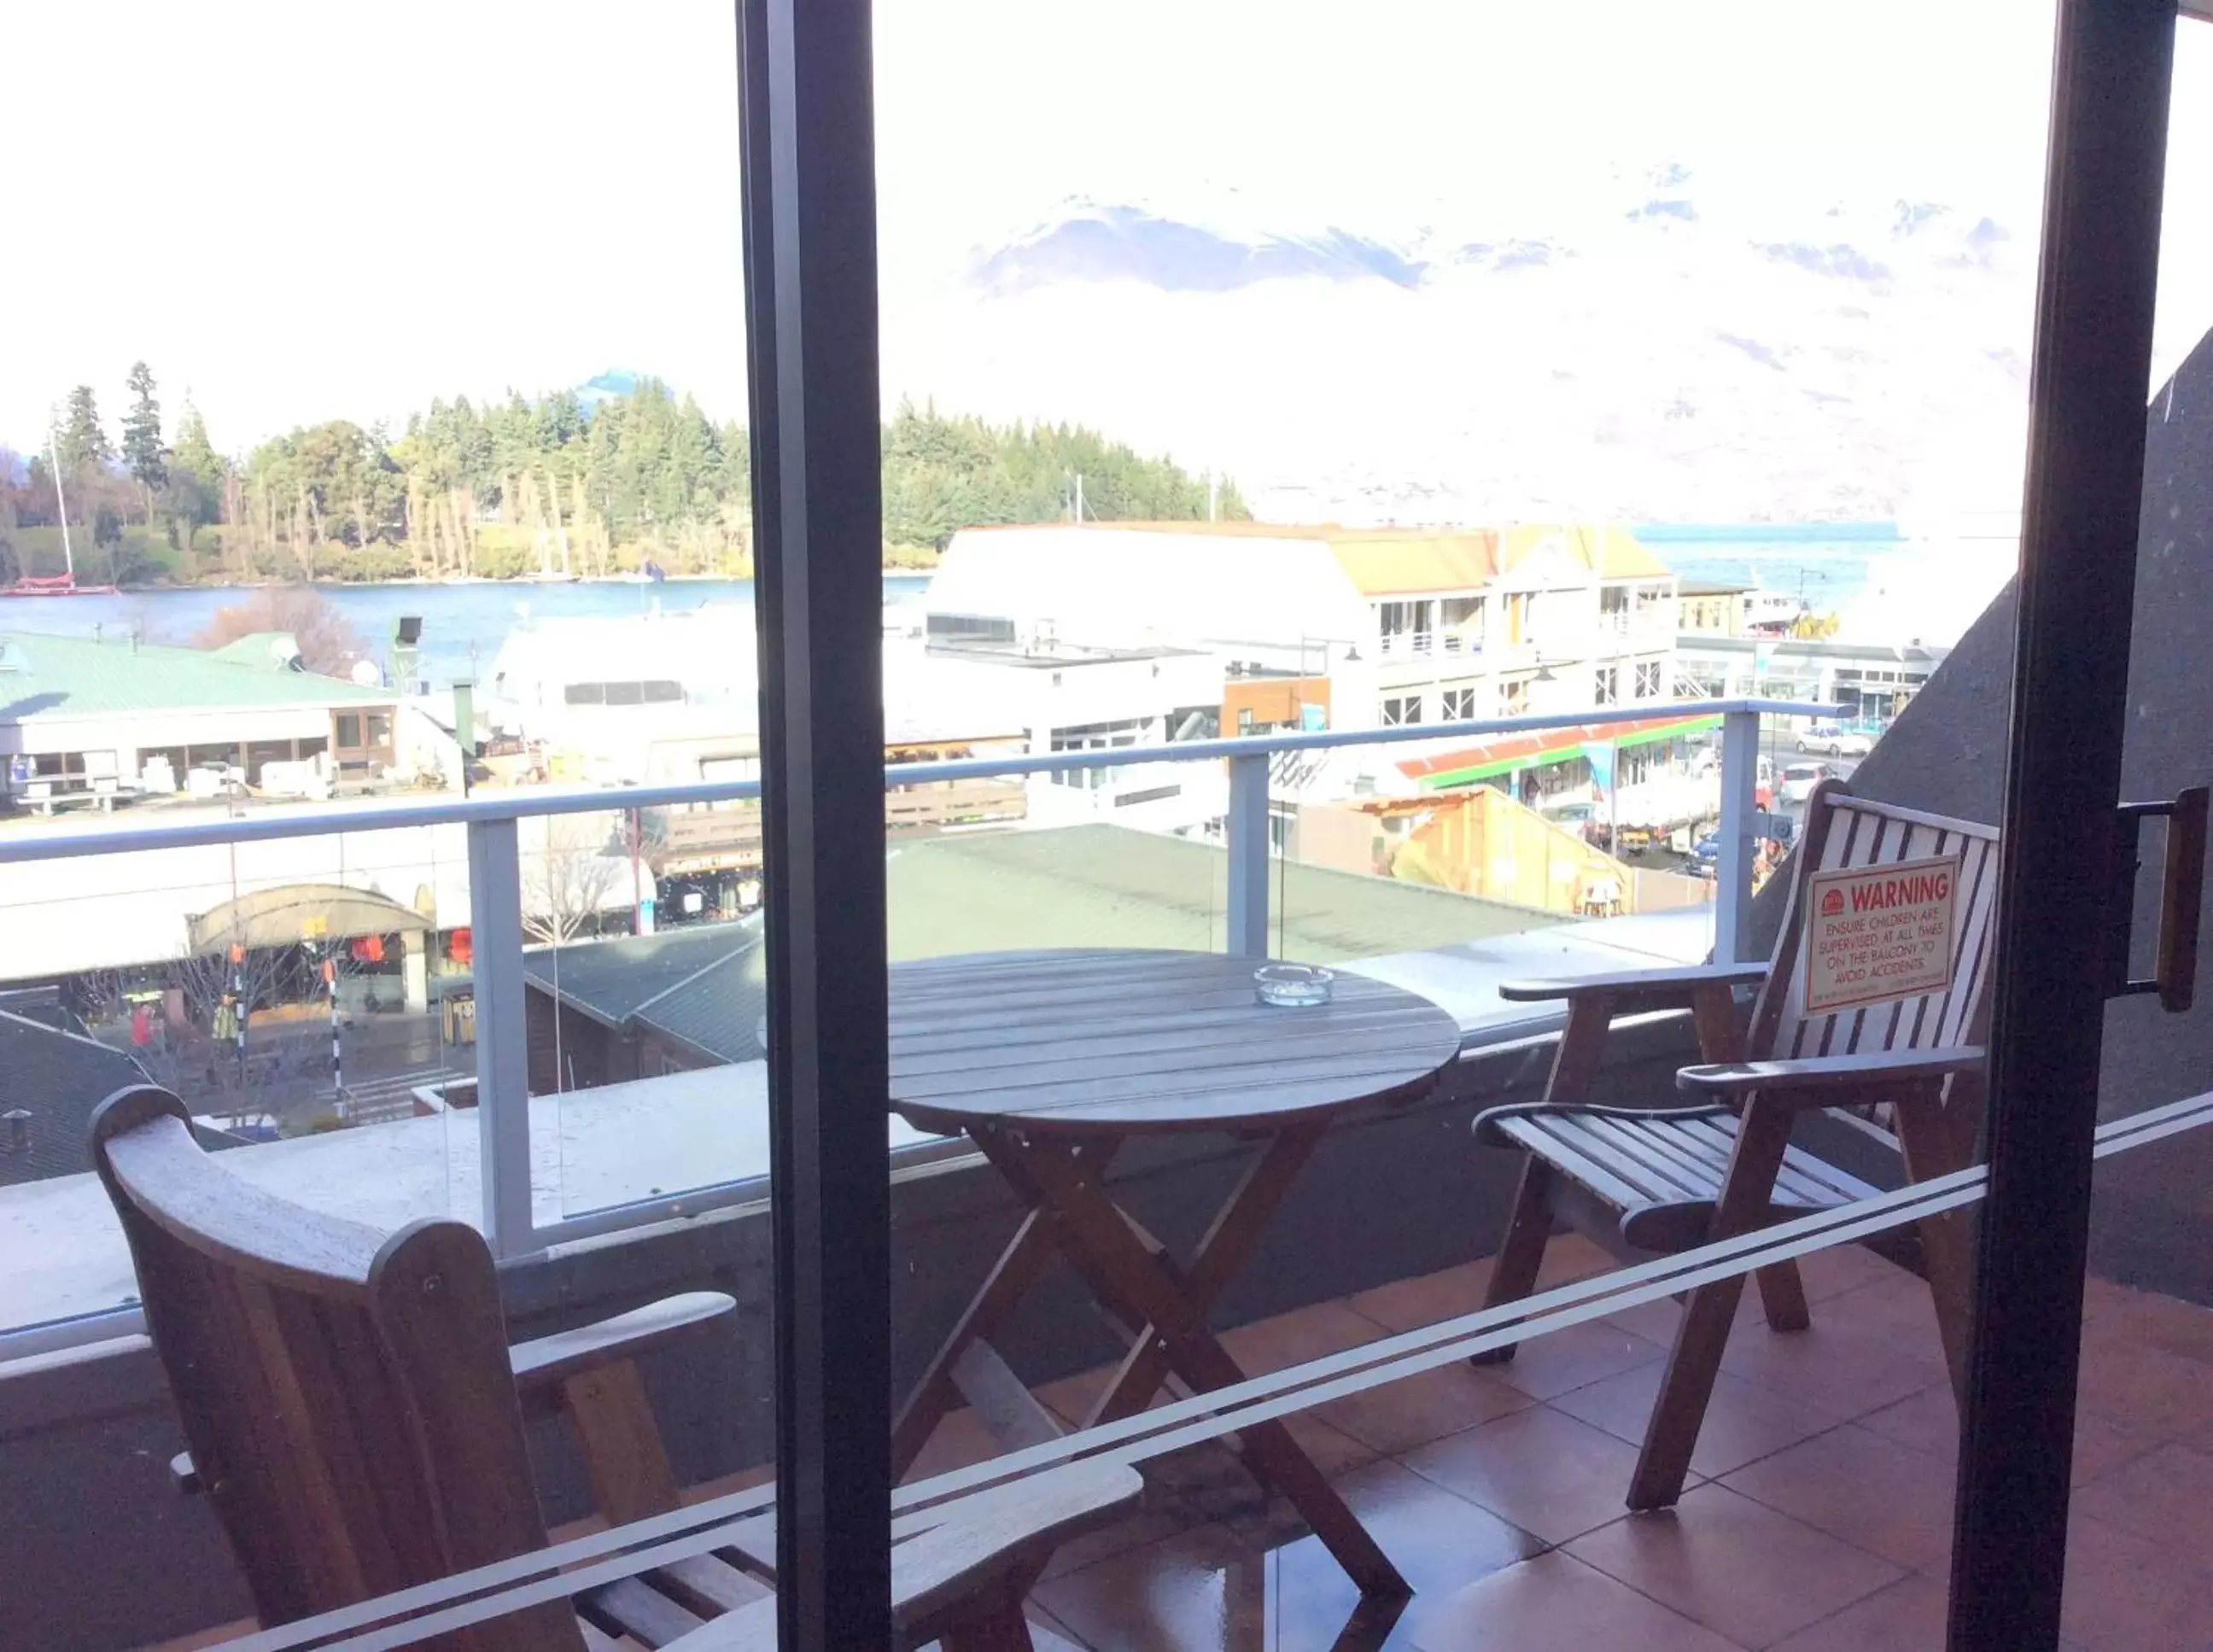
[939,1236,2213,1652]
[152,1236,2213,1652]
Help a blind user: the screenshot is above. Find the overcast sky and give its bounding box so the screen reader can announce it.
[5,1,2208,456]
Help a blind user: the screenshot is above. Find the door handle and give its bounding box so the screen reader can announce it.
[2111,785,2208,1013]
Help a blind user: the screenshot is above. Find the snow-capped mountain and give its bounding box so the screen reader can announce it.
[879,161,2058,526]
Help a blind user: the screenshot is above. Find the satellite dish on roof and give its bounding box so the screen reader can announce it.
[350,660,382,687]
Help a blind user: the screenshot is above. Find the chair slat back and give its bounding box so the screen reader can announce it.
[90,1086,583,1652]
[1750,781,2002,1063]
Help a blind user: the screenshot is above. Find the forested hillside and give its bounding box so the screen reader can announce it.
[0,368,1244,586]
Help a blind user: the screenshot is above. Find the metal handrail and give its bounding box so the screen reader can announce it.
[0,694,1835,1273]
[0,696,1830,864]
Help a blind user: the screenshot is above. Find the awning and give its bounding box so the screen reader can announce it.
[1401,714,1719,792]
[187,883,434,954]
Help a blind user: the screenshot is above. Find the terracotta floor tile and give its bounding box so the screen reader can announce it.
[2073,1334,2213,1445]
[1564,1483,1904,1649]
[1402,1550,1747,1651]
[1790,1246,1923,1303]
[1219,1299,1386,1375]
[2069,1441,2213,1556]
[1550,1365,1839,1480]
[1267,1458,1544,1652]
[1855,1381,2150,1488]
[1345,1258,1499,1334]
[1484,1317,1667,1403]
[1720,1423,1956,1570]
[1612,1249,1918,1349]
[2060,1510,2213,1651]
[1399,1404,1654,1544]
[1346,1235,1612,1335]
[1035,1362,1119,1431]
[1031,1522,1269,1652]
[1603,1289,1739,1348]
[1137,1420,1384,1550]
[1798,1275,1950,1346]
[1714,1301,1948,1423]
[1767,1573,1950,1651]
[900,1406,1008,1483]
[2082,1279,2213,1364]
[1314,1360,1534,1456]
[1286,1411,1391,1477]
[1601,1252,1916,1348]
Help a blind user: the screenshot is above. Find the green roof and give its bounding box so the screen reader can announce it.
[887,824,1562,965]
[518,826,1557,1073]
[0,631,393,720]
[205,631,302,668]
[525,919,767,1065]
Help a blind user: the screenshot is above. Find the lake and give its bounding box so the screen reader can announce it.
[0,526,1902,685]
[0,576,935,687]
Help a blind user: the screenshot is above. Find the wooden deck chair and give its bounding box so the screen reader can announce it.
[1469,781,1999,1510]
[91,1085,1139,1650]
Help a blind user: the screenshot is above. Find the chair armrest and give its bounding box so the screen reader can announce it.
[1498,961,1769,1004]
[662,1462,1143,1651]
[509,1291,737,1393]
[892,1462,1143,1628]
[1677,1045,1986,1098]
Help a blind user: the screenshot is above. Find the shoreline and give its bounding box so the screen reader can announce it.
[9,566,937,598]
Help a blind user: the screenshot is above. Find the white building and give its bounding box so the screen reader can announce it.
[922,522,1683,734]
[1674,633,1949,724]
[887,633,1232,836]
[482,603,762,783]
[0,629,459,807]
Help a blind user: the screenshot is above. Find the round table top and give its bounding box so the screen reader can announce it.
[889,948,1463,1137]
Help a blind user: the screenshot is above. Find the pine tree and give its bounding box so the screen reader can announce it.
[54,385,112,472]
[121,362,166,521]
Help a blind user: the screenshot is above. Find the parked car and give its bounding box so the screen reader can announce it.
[1799,724,1875,758]
[1689,832,1721,876]
[1780,762,1831,804]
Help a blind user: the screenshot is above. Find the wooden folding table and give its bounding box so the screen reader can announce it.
[887,948,1462,1597]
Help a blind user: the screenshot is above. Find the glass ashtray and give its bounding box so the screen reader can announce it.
[1254,963,1334,1007]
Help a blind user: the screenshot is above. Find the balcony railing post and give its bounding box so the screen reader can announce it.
[1224,751,1271,957]
[465,815,534,1255]
[1714,707,1760,965]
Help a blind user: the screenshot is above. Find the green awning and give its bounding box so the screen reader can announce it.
[1587,713,1720,756]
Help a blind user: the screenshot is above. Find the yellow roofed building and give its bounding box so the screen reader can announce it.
[926,520,1681,738]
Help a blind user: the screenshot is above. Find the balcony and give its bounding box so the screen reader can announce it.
[109,1137,2213,1652]
[5,702,2208,1652]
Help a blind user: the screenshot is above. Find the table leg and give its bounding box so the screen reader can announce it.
[1083,1126,1325,1431]
[1009,1133,1408,1597]
[893,1130,1119,1478]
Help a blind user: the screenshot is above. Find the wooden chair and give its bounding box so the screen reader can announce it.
[91,1084,1140,1650]
[1469,781,1999,1510]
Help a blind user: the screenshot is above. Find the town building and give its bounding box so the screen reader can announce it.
[1676,576,1749,638]
[923,521,1684,733]
[0,628,459,810]
[1673,632,1949,723]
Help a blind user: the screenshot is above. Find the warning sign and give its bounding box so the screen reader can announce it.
[1803,854,1959,1016]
